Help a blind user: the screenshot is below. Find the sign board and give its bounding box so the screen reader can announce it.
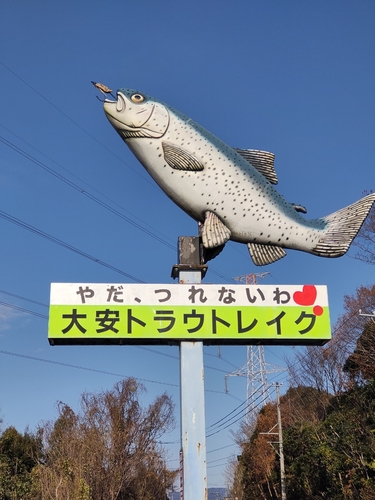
[48,283,331,345]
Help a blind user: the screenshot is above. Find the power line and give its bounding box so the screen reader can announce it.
[0,209,145,283]
[206,387,276,438]
[0,349,179,389]
[0,346,228,397]
[0,289,48,308]
[0,301,48,319]
[0,291,233,381]
[207,444,237,454]
[207,388,271,434]
[0,60,156,190]
[3,288,223,373]
[205,350,239,369]
[0,134,176,252]
[0,131,235,283]
[0,291,230,376]
[133,346,230,374]
[207,395,252,430]
[0,122,173,245]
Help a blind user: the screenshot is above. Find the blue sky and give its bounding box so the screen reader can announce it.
[1,0,375,490]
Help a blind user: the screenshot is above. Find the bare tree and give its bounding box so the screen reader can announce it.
[36,378,176,500]
[287,338,347,396]
[344,320,375,383]
[353,191,375,264]
[286,284,375,396]
[225,452,244,500]
[335,284,375,354]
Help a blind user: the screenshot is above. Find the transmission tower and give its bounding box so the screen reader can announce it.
[226,273,286,427]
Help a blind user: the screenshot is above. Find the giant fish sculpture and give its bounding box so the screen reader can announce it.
[102,86,375,266]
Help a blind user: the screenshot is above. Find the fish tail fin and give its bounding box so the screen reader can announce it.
[312,193,375,257]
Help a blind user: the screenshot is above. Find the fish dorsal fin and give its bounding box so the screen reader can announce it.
[235,149,278,185]
[162,142,204,171]
[247,242,286,266]
[201,211,231,248]
[292,203,307,214]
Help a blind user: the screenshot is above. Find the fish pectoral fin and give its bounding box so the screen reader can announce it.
[234,149,278,185]
[247,242,286,266]
[162,142,204,171]
[292,203,307,214]
[201,211,231,248]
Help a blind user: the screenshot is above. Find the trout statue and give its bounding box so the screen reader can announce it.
[99,85,375,266]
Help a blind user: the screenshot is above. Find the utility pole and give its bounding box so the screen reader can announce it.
[359,309,375,323]
[259,383,286,500]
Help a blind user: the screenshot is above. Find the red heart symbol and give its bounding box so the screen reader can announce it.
[293,285,317,306]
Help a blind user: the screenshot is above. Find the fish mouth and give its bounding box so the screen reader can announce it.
[103,93,130,130]
[103,92,125,113]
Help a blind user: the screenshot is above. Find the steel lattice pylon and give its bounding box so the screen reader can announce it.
[226,273,286,427]
[225,345,285,426]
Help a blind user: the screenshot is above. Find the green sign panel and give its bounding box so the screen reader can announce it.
[48,283,331,345]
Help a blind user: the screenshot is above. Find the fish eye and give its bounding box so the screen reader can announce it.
[131,93,145,103]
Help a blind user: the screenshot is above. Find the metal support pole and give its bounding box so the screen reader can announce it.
[174,236,207,500]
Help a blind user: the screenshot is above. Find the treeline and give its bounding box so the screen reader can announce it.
[0,378,176,500]
[229,284,375,500]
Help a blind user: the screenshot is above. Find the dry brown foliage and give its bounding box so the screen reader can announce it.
[35,378,176,500]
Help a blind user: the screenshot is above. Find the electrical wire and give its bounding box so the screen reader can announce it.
[135,346,231,375]
[0,349,179,389]
[0,291,234,387]
[207,387,273,433]
[0,300,48,319]
[0,61,156,189]
[0,291,232,377]
[0,345,229,397]
[207,387,276,438]
[0,132,235,283]
[0,209,145,283]
[207,396,252,430]
[0,289,48,308]
[0,123,173,245]
[0,134,176,252]
[207,462,230,469]
[208,443,237,454]
[205,349,239,369]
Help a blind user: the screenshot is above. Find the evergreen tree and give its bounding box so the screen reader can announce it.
[0,426,42,500]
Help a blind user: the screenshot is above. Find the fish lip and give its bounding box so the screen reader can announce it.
[116,92,125,112]
[103,92,125,112]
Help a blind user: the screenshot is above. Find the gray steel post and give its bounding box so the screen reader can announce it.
[180,337,207,500]
[175,236,208,500]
